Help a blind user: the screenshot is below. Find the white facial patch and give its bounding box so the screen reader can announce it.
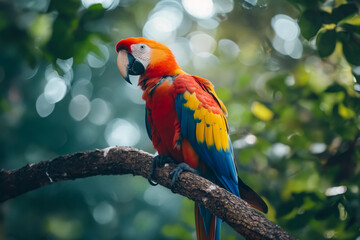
[130,43,151,70]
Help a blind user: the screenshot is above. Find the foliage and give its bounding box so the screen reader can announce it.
[298,1,360,72]
[1,0,360,239]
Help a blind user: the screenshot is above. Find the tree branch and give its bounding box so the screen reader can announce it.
[0,146,297,240]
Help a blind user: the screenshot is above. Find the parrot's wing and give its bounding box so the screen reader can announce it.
[174,74,240,196]
[174,74,268,214]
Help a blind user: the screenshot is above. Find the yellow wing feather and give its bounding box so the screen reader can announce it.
[196,120,205,143]
[183,91,229,151]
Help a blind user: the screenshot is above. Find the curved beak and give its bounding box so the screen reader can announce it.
[117,50,145,84]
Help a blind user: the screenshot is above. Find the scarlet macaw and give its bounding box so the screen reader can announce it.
[116,37,267,240]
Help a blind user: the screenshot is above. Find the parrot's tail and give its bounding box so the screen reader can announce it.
[195,202,221,240]
[238,177,268,213]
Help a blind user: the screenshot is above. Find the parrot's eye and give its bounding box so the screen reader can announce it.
[130,43,151,70]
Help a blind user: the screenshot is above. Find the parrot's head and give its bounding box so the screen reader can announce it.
[116,37,182,85]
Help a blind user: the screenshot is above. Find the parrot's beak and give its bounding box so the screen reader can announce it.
[117,50,145,85]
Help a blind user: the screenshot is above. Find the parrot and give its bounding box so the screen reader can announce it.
[115,37,268,240]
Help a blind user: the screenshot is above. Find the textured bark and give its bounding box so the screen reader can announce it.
[0,146,297,240]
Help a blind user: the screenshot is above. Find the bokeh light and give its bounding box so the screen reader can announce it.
[325,186,347,196]
[45,63,73,85]
[36,93,55,118]
[214,0,234,14]
[43,78,67,104]
[143,0,184,42]
[105,118,141,147]
[271,14,303,59]
[88,98,111,125]
[268,143,291,159]
[189,32,217,54]
[197,18,219,29]
[69,95,91,121]
[218,39,240,62]
[182,0,214,19]
[233,134,257,149]
[271,14,299,41]
[168,37,192,66]
[309,142,327,154]
[92,201,117,225]
[87,44,110,69]
[81,0,119,10]
[193,52,219,71]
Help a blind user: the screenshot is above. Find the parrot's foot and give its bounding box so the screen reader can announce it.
[169,163,197,192]
[148,155,174,186]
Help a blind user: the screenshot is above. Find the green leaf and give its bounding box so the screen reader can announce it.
[340,32,360,65]
[286,0,324,9]
[331,3,358,23]
[48,0,81,16]
[319,10,333,24]
[299,10,323,40]
[46,17,76,59]
[277,198,303,218]
[316,29,337,57]
[325,83,347,93]
[82,4,106,21]
[339,23,360,34]
[287,212,312,229]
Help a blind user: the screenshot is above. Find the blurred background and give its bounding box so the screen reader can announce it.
[1,0,360,239]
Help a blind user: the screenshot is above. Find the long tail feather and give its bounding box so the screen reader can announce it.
[238,177,268,213]
[195,203,220,240]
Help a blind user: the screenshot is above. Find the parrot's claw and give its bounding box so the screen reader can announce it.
[169,163,197,192]
[148,155,174,186]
